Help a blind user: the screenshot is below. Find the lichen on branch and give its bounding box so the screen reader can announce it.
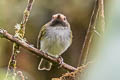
[5,0,34,80]
[0,29,77,72]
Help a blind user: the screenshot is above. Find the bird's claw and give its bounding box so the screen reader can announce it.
[57,56,63,68]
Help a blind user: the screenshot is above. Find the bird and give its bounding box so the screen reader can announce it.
[37,13,73,71]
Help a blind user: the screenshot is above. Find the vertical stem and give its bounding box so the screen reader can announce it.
[5,0,34,80]
[77,0,105,66]
[98,0,105,33]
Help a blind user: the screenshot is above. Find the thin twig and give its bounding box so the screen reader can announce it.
[5,0,34,80]
[77,0,101,66]
[98,0,105,33]
[0,29,77,72]
[20,0,34,37]
[78,0,105,66]
[52,62,91,80]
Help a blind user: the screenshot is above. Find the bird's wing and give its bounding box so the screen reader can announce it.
[37,25,47,49]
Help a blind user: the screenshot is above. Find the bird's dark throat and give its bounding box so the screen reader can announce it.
[50,19,66,27]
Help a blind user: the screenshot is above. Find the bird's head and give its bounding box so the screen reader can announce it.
[49,13,70,27]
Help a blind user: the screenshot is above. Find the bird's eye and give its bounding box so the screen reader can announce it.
[64,17,66,20]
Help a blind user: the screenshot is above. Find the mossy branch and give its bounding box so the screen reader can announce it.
[5,0,34,80]
[0,29,77,72]
[52,63,90,80]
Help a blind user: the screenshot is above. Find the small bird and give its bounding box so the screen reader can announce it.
[37,13,73,70]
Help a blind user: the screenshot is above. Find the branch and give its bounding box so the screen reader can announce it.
[0,29,77,72]
[20,0,34,37]
[52,63,90,80]
[5,0,34,80]
[98,0,105,33]
[77,0,105,66]
[80,0,99,65]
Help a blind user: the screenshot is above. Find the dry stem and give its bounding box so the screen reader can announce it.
[78,0,105,66]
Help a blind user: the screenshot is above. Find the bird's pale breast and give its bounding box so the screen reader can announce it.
[40,26,72,58]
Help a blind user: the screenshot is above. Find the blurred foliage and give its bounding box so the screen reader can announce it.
[0,0,95,80]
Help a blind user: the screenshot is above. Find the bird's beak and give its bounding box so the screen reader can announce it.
[54,14,64,22]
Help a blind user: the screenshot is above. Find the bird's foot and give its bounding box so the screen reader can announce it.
[57,56,63,68]
[40,50,49,57]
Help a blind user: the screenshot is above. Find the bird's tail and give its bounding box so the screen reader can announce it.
[38,58,52,71]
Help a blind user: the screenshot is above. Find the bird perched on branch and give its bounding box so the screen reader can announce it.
[37,13,73,70]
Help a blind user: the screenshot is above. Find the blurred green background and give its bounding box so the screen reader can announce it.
[80,0,120,80]
[1,0,119,80]
[0,0,95,80]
